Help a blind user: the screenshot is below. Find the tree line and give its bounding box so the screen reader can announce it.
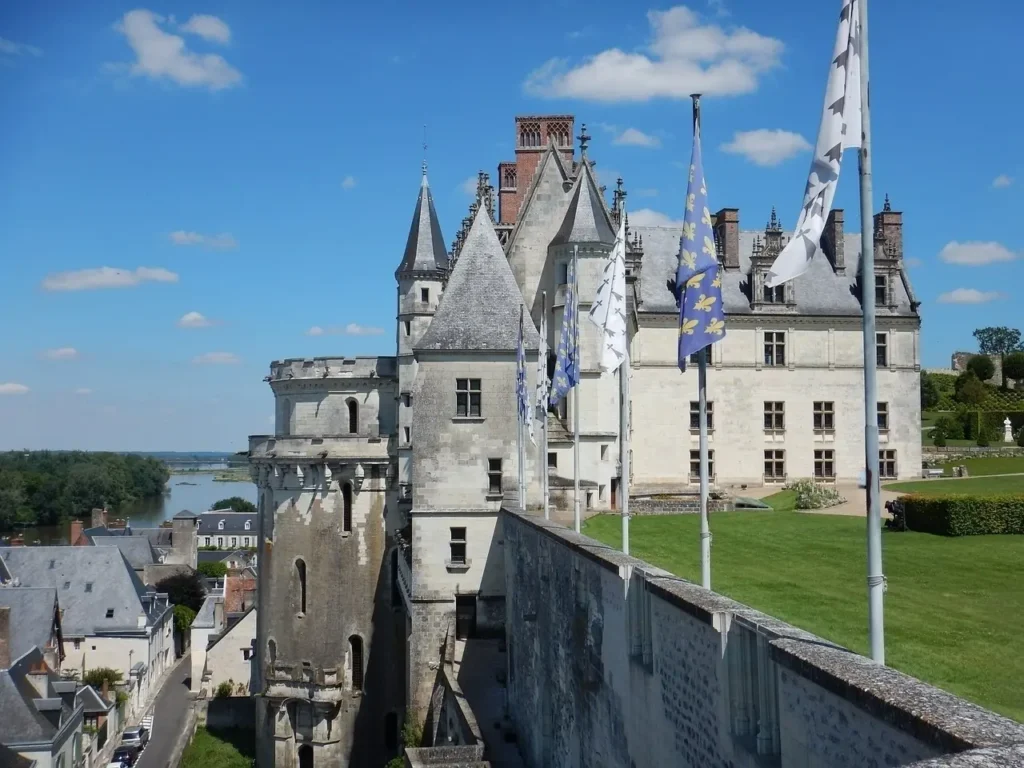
[0,451,170,530]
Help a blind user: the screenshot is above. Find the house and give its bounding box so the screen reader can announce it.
[197,511,258,551]
[203,607,256,697]
[197,549,255,572]
[76,683,119,765]
[0,588,64,674]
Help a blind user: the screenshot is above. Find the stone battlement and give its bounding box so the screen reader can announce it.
[268,356,396,382]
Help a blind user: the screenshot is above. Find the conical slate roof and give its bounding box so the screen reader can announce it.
[550,161,616,247]
[396,172,449,275]
[416,207,539,352]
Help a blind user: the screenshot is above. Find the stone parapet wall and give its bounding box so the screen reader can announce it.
[502,508,1024,768]
[629,495,732,515]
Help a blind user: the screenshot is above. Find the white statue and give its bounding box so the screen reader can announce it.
[1005,417,1014,443]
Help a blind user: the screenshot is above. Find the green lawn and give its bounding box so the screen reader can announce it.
[885,474,1024,497]
[937,456,1024,477]
[182,727,255,768]
[583,511,1024,722]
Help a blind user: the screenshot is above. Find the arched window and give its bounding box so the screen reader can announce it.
[349,635,364,690]
[347,399,358,434]
[342,483,352,533]
[298,744,313,768]
[295,559,307,614]
[244,520,251,531]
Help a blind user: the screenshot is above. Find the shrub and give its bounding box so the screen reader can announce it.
[921,372,940,409]
[215,681,234,698]
[966,355,996,382]
[932,430,947,447]
[197,561,228,579]
[976,428,990,447]
[902,495,1024,536]
[1004,351,1024,384]
[785,479,845,510]
[934,415,963,440]
[1017,427,1024,448]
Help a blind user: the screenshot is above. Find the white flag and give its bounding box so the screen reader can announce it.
[534,294,548,443]
[588,215,628,373]
[766,0,862,288]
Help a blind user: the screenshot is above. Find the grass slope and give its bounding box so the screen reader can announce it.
[583,511,1024,722]
[938,457,1024,477]
[885,474,1024,497]
[182,727,255,768]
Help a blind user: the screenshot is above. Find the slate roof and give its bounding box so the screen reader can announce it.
[75,684,111,714]
[173,509,200,519]
[193,595,221,631]
[0,744,34,767]
[396,172,449,275]
[0,589,57,662]
[197,512,256,535]
[634,225,918,317]
[0,647,78,749]
[550,162,616,247]
[197,550,251,566]
[90,536,159,569]
[416,206,540,353]
[0,546,154,636]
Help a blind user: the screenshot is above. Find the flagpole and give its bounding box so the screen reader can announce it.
[689,94,712,591]
[620,346,631,555]
[572,245,582,534]
[856,0,884,665]
[541,291,551,520]
[518,306,526,510]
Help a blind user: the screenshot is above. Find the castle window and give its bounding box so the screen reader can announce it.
[106,608,114,619]
[763,283,785,303]
[420,287,429,303]
[877,402,889,431]
[879,449,897,479]
[295,559,307,614]
[298,744,313,768]
[813,401,835,430]
[876,332,888,367]
[600,444,609,461]
[547,452,557,468]
[456,378,482,417]
[342,483,353,533]
[689,450,715,483]
[875,274,888,305]
[689,400,714,431]
[764,450,785,481]
[487,459,503,495]
[404,427,411,443]
[814,449,836,480]
[402,393,411,407]
[347,399,358,434]
[764,332,786,366]
[763,401,785,431]
[558,262,569,285]
[350,635,364,691]
[404,321,411,336]
[449,527,467,565]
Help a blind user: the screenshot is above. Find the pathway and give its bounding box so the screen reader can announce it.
[136,653,192,768]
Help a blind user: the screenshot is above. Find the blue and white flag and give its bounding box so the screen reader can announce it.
[534,294,548,439]
[516,308,534,444]
[588,215,628,373]
[549,252,579,405]
[676,126,726,370]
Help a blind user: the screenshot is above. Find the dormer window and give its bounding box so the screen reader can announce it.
[874,274,887,305]
[763,284,785,304]
[244,520,251,531]
[218,520,225,531]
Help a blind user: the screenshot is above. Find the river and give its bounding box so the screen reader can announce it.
[11,469,257,546]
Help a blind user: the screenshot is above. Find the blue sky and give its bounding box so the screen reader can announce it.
[1,0,1020,451]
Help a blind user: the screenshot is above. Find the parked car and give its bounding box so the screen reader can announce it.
[107,761,129,768]
[112,745,139,767]
[122,725,150,749]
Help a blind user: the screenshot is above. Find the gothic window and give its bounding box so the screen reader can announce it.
[813,401,835,430]
[879,449,897,479]
[689,450,715,482]
[456,379,482,417]
[502,165,517,189]
[689,401,714,431]
[764,332,786,366]
[814,450,836,479]
[763,401,785,431]
[298,744,313,768]
[763,283,785,303]
[876,333,888,366]
[875,274,887,306]
[449,527,467,565]
[519,122,541,148]
[295,559,307,614]
[877,402,889,431]
[347,399,358,434]
[547,121,570,147]
[350,635,364,691]
[764,450,785,481]
[342,483,353,533]
[487,459,502,495]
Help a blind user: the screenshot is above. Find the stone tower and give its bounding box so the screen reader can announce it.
[395,165,450,516]
[406,204,539,718]
[250,356,403,767]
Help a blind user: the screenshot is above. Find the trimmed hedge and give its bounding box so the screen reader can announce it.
[903,495,1024,536]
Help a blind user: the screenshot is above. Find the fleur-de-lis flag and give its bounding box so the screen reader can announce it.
[676,125,726,371]
[534,294,549,431]
[549,253,579,405]
[516,307,534,444]
[587,214,628,373]
[766,0,861,287]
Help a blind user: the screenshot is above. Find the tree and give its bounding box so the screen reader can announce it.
[1004,351,1024,385]
[83,667,123,689]
[212,496,256,514]
[920,372,940,410]
[197,561,228,579]
[973,326,1024,389]
[156,571,207,613]
[954,372,987,406]
[173,604,196,634]
[966,355,996,383]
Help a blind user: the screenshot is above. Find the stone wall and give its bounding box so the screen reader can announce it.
[502,509,1024,768]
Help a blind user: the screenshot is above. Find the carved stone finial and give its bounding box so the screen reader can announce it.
[577,123,591,156]
[767,207,781,232]
[883,193,891,212]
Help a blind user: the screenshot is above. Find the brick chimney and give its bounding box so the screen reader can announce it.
[713,208,740,270]
[91,507,108,529]
[0,607,10,670]
[823,209,845,274]
[499,115,575,226]
[70,519,84,546]
[101,679,110,702]
[872,193,902,260]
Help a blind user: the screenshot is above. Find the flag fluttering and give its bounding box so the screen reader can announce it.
[549,253,579,405]
[516,308,533,444]
[534,296,548,443]
[766,0,862,287]
[588,215,628,373]
[676,126,726,370]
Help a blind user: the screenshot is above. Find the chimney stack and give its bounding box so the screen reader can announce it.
[824,209,845,274]
[91,507,108,529]
[0,607,10,670]
[872,194,902,260]
[70,519,84,546]
[713,209,740,270]
[102,679,110,702]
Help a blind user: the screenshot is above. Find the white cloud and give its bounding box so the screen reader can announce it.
[41,266,178,292]
[614,127,661,148]
[721,129,811,166]
[0,383,30,395]
[524,6,783,102]
[992,174,1013,189]
[111,10,242,91]
[306,324,385,337]
[905,257,923,268]
[937,288,1006,305]
[43,347,80,361]
[629,208,685,228]
[341,176,357,190]
[177,311,213,328]
[192,352,240,364]
[169,230,238,250]
[707,0,730,17]
[74,388,93,395]
[179,14,231,44]
[0,37,42,57]
[938,241,1018,266]
[459,176,478,196]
